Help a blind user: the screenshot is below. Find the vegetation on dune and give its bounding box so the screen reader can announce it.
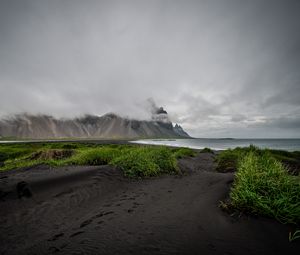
[172,147,196,159]
[111,149,160,177]
[0,145,36,162]
[268,149,300,175]
[2,142,299,224]
[29,149,74,160]
[216,149,242,172]
[200,147,213,153]
[230,151,300,224]
[216,145,300,174]
[65,148,123,166]
[217,146,300,224]
[0,143,195,177]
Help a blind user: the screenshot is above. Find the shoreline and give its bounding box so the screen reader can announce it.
[1,138,300,152]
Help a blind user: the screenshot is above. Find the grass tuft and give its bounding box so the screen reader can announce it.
[289,230,300,242]
[216,149,241,172]
[65,148,122,166]
[173,147,196,159]
[200,147,213,153]
[111,146,179,177]
[230,151,300,224]
[216,145,266,173]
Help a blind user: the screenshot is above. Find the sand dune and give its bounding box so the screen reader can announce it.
[0,153,299,254]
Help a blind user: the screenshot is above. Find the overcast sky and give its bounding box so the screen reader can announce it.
[0,0,299,138]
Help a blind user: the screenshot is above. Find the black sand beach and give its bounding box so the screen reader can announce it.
[0,152,299,255]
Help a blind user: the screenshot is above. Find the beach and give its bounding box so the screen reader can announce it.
[0,150,299,255]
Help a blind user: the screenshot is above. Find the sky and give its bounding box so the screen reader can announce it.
[0,0,299,138]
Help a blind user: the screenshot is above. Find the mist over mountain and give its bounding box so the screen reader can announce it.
[0,106,189,139]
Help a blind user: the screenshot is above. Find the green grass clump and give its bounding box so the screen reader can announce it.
[216,149,241,172]
[111,149,160,177]
[0,143,182,178]
[230,151,300,224]
[0,148,75,170]
[268,149,300,161]
[0,158,43,171]
[216,145,263,172]
[66,148,122,166]
[111,146,179,177]
[200,147,213,153]
[267,149,300,175]
[173,147,196,159]
[0,145,36,162]
[148,146,179,173]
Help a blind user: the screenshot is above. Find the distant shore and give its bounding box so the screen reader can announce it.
[1,137,300,151]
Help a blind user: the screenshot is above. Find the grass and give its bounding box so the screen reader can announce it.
[289,230,300,242]
[110,148,168,177]
[216,145,300,173]
[200,147,213,153]
[172,147,196,159]
[216,149,243,172]
[65,147,123,166]
[2,142,299,224]
[230,150,300,224]
[216,146,300,224]
[0,143,196,178]
[0,145,36,162]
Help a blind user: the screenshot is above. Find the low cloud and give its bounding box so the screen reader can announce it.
[250,116,300,130]
[0,0,299,138]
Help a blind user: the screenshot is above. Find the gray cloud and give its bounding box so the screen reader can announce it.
[231,114,247,123]
[0,0,299,138]
[251,116,300,130]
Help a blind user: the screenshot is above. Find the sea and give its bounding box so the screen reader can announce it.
[130,138,300,151]
[1,138,300,151]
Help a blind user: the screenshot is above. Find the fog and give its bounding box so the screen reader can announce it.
[0,0,299,138]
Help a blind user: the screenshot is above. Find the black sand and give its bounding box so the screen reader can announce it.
[0,153,299,255]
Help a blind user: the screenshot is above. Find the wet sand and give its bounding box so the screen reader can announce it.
[0,152,299,255]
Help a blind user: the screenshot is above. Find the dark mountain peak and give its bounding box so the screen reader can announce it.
[151,107,170,124]
[102,113,120,119]
[173,123,190,137]
[77,114,100,125]
[155,107,167,115]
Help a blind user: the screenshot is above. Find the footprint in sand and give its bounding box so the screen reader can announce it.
[48,246,60,253]
[80,211,114,228]
[80,219,93,228]
[48,233,64,242]
[95,211,114,218]
[69,231,84,238]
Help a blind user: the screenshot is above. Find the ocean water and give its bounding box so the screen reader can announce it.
[1,138,299,151]
[130,138,300,151]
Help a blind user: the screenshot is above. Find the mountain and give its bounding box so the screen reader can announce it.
[0,108,190,139]
[173,124,190,137]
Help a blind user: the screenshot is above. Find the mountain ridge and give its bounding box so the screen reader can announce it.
[0,111,190,139]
